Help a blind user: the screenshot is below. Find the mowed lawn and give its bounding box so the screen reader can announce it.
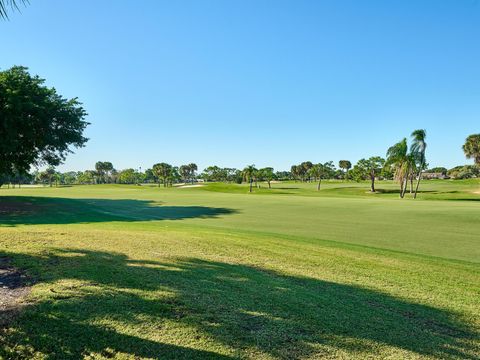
[0,181,479,359]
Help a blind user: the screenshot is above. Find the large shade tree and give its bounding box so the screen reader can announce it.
[356,157,385,193]
[259,167,275,189]
[0,66,88,184]
[463,134,480,166]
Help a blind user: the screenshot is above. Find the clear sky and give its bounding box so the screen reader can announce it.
[1,0,479,171]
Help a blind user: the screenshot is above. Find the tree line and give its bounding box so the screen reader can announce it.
[1,67,479,197]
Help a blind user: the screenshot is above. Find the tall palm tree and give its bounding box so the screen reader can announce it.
[386,138,409,198]
[242,165,257,193]
[0,0,28,19]
[411,129,427,199]
[463,134,480,166]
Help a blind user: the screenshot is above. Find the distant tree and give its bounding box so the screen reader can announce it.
[275,171,290,181]
[188,163,198,184]
[168,166,180,186]
[309,164,324,191]
[259,167,275,189]
[290,165,300,181]
[179,165,190,184]
[425,167,448,175]
[300,161,313,182]
[152,163,173,187]
[144,168,156,183]
[0,66,88,182]
[322,161,337,179]
[118,169,138,184]
[463,134,480,167]
[338,160,352,180]
[62,171,78,185]
[447,165,479,179]
[37,167,57,187]
[178,163,198,184]
[224,168,240,183]
[381,164,394,180]
[110,168,119,184]
[386,139,410,198]
[410,129,427,199]
[95,161,114,183]
[355,157,385,192]
[95,162,106,183]
[77,170,95,184]
[242,165,257,193]
[201,166,221,182]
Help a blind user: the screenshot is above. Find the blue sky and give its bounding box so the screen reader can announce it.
[1,0,479,171]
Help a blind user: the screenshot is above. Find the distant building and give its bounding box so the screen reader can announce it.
[421,172,449,180]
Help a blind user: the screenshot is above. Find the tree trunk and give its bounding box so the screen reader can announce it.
[317,179,321,191]
[413,161,424,199]
[401,176,409,198]
[249,179,253,193]
[370,174,375,192]
[410,175,413,193]
[399,176,405,198]
[268,181,271,189]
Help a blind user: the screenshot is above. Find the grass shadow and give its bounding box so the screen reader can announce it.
[1,249,477,359]
[0,196,237,226]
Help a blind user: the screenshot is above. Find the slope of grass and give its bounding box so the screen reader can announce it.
[0,182,479,359]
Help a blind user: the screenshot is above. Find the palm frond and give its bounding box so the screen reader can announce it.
[0,0,28,20]
[411,129,427,154]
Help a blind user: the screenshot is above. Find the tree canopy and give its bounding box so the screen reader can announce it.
[463,134,480,166]
[0,66,89,177]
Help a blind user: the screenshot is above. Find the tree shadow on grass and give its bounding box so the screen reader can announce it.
[1,249,478,359]
[0,196,237,226]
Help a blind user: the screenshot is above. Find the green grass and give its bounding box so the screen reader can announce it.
[0,180,479,359]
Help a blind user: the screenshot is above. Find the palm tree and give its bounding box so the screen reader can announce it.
[386,138,409,198]
[338,160,352,180]
[0,0,28,19]
[242,165,257,193]
[309,164,324,191]
[188,163,198,184]
[411,129,427,199]
[300,161,313,182]
[290,165,299,182]
[152,163,173,187]
[463,134,480,166]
